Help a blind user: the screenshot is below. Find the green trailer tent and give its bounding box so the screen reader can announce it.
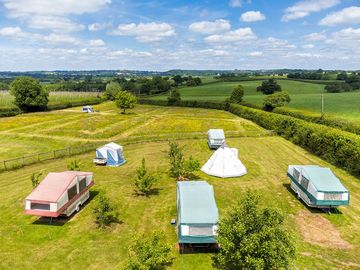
[177,181,219,245]
[287,165,350,208]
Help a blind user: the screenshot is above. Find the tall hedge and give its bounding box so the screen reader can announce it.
[229,104,360,175]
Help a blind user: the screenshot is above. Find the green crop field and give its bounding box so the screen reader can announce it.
[150,80,360,121]
[0,103,359,269]
[0,91,100,109]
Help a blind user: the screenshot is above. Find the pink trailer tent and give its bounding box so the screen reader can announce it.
[25,171,94,217]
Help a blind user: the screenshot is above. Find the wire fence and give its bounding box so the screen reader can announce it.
[0,130,275,173]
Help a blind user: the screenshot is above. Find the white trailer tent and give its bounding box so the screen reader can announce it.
[201,143,247,178]
[25,171,94,217]
[207,129,225,149]
[95,142,126,167]
[82,106,94,113]
[287,165,350,208]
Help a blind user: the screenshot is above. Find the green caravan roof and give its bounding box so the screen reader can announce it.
[296,165,348,193]
[177,181,218,224]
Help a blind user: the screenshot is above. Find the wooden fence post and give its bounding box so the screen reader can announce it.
[3,160,6,170]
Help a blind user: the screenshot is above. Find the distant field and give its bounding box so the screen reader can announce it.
[0,91,100,109]
[0,105,359,269]
[150,80,360,121]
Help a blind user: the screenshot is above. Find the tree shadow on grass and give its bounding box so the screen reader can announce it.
[132,188,162,197]
[282,183,343,215]
[32,190,99,226]
[178,243,219,254]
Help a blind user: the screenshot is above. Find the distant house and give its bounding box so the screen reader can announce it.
[287,165,349,208]
[177,181,219,245]
[25,171,94,217]
[207,129,225,149]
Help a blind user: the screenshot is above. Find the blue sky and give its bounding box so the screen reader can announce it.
[0,0,359,71]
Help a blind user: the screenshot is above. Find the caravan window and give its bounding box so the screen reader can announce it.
[300,176,309,189]
[78,177,87,192]
[189,226,213,236]
[293,169,300,180]
[31,203,50,210]
[67,185,78,200]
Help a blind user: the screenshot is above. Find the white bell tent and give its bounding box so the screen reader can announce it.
[201,143,247,178]
[95,142,126,167]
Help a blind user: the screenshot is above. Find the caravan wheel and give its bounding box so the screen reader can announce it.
[296,192,300,200]
[76,204,81,212]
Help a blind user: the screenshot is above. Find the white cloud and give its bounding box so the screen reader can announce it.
[42,34,80,45]
[198,49,230,56]
[107,49,152,58]
[319,6,360,26]
[326,28,360,49]
[302,44,314,49]
[0,26,27,38]
[89,39,105,47]
[189,19,231,35]
[3,0,111,17]
[27,16,85,32]
[111,22,175,42]
[302,32,327,41]
[249,51,263,56]
[205,27,256,43]
[88,22,111,31]
[240,11,266,22]
[282,0,340,21]
[3,0,110,32]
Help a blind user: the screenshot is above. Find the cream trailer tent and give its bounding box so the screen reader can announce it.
[82,106,94,113]
[287,165,349,208]
[207,129,225,149]
[25,171,94,217]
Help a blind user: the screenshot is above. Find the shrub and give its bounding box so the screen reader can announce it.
[123,232,173,270]
[67,160,80,171]
[116,90,137,114]
[104,81,121,100]
[168,142,200,180]
[263,91,291,111]
[256,78,281,95]
[134,158,158,195]
[93,193,120,228]
[30,172,42,188]
[213,190,295,269]
[167,89,181,105]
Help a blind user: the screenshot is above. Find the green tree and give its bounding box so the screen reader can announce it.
[167,89,181,105]
[257,78,282,95]
[116,90,137,114]
[10,76,49,112]
[123,232,174,270]
[67,160,80,171]
[104,81,121,100]
[93,192,120,228]
[229,85,244,104]
[30,172,42,188]
[213,191,295,270]
[172,75,183,86]
[263,91,291,111]
[168,142,200,180]
[134,158,158,196]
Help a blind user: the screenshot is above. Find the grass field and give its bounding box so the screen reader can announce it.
[0,91,100,109]
[0,103,359,269]
[0,102,265,161]
[150,80,360,121]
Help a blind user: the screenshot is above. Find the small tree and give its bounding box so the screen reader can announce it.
[168,142,200,180]
[263,91,291,111]
[123,232,174,270]
[93,192,120,228]
[67,160,80,171]
[30,172,42,188]
[104,81,121,100]
[116,90,137,114]
[10,76,49,112]
[213,190,295,270]
[257,78,282,95]
[167,89,181,105]
[134,158,158,196]
[229,85,244,104]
